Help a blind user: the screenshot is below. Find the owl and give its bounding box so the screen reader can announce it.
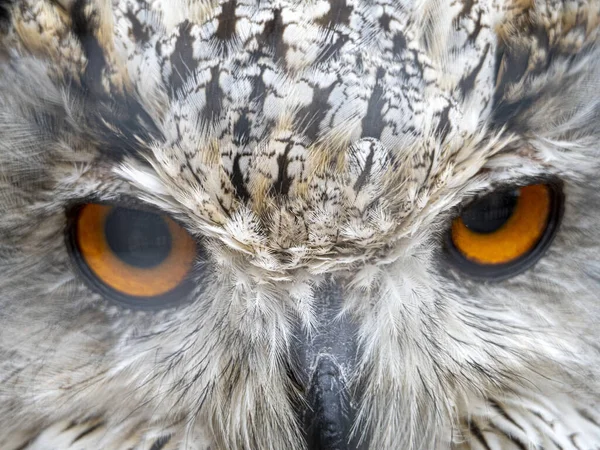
[0,0,599,449]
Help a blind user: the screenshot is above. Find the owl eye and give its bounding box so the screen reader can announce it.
[446,183,563,279]
[67,204,197,308]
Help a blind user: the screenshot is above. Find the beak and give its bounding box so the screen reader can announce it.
[292,281,366,450]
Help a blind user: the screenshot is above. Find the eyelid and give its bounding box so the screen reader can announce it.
[454,177,562,214]
[66,196,192,231]
[67,194,162,213]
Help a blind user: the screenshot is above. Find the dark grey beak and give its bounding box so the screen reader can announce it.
[292,281,366,450]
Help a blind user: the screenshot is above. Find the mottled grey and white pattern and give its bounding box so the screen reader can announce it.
[0,0,599,449]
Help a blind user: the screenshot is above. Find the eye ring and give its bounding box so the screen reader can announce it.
[445,182,564,280]
[66,204,199,309]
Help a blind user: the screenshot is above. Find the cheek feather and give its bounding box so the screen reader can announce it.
[0,0,599,450]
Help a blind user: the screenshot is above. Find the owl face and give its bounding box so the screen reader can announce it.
[1,1,600,449]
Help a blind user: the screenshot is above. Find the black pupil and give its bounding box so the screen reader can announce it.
[461,189,520,234]
[104,208,172,268]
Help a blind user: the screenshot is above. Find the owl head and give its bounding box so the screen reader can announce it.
[1,1,600,449]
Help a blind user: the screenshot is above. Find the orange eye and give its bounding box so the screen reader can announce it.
[447,183,563,279]
[69,204,197,307]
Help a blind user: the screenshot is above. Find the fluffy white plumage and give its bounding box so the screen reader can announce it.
[0,0,600,449]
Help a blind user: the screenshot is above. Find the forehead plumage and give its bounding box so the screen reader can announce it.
[0,1,503,270]
[124,1,495,235]
[2,2,600,450]
[6,0,596,263]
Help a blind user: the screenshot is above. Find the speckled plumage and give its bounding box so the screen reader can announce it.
[0,0,599,449]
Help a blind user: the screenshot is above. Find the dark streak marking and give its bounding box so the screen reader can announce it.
[201,65,223,124]
[486,422,528,450]
[352,143,375,193]
[231,153,250,201]
[317,33,350,62]
[233,113,251,146]
[458,44,489,99]
[259,9,288,65]
[486,411,529,450]
[361,68,386,139]
[92,94,163,163]
[435,103,452,142]
[315,0,354,62]
[248,64,268,114]
[491,14,560,123]
[297,81,337,141]
[170,20,199,93]
[467,10,484,43]
[392,32,407,56]
[0,0,13,33]
[185,160,204,187]
[509,437,528,450]
[379,13,391,32]
[531,410,555,428]
[217,196,232,217]
[63,420,79,432]
[531,24,551,75]
[420,9,436,52]
[49,68,162,164]
[491,93,536,128]
[457,0,475,21]
[125,9,151,43]
[71,422,105,443]
[468,420,492,450]
[215,0,237,41]
[317,0,353,28]
[71,0,107,92]
[411,48,426,76]
[577,408,600,429]
[495,44,529,101]
[355,53,364,71]
[569,433,582,450]
[13,439,34,450]
[149,435,171,450]
[271,142,293,196]
[488,399,524,431]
